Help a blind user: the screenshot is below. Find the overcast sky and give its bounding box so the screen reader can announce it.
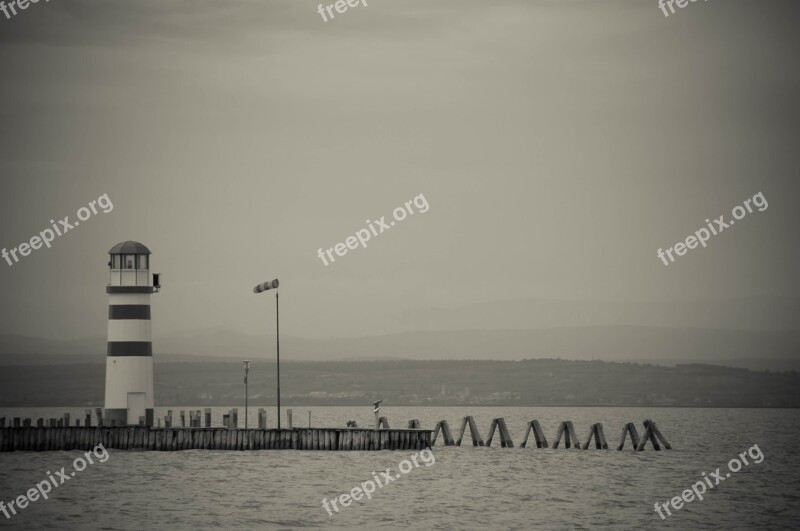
[1,0,798,340]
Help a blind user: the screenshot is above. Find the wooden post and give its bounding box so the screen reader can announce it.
[180,411,186,428]
[287,409,292,429]
[223,414,230,429]
[258,409,266,429]
[582,423,609,450]
[85,409,92,428]
[565,421,580,449]
[485,418,513,447]
[95,408,104,427]
[616,422,640,451]
[205,408,212,428]
[63,413,70,427]
[552,421,566,448]
[36,418,43,428]
[0,417,4,428]
[232,409,238,429]
[486,419,498,446]
[497,418,514,448]
[456,416,484,446]
[432,420,455,446]
[407,419,421,429]
[455,417,468,446]
[636,420,662,451]
[520,420,548,448]
[646,419,672,450]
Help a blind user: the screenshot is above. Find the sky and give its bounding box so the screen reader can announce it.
[1,0,799,341]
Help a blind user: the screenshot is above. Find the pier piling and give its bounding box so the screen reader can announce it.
[455,416,484,446]
[432,420,455,446]
[582,423,609,449]
[636,419,670,451]
[644,419,671,450]
[520,420,549,448]
[486,418,514,448]
[616,422,640,451]
[553,421,581,449]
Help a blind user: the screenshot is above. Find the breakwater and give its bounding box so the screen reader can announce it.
[0,413,671,452]
[0,426,433,452]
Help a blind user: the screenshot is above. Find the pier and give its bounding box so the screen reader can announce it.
[0,414,670,452]
[0,425,432,452]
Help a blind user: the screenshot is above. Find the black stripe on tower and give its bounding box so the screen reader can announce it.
[107,342,153,357]
[106,286,154,294]
[108,305,151,320]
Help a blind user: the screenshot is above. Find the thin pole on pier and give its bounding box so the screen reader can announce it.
[243,360,251,429]
[253,278,280,430]
[276,291,280,430]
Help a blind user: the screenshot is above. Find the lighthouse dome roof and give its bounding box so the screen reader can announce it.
[109,241,151,255]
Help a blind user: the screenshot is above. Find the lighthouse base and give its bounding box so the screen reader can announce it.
[105,408,154,427]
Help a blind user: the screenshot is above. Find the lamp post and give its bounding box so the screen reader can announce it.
[373,399,383,430]
[243,360,251,429]
[253,278,280,429]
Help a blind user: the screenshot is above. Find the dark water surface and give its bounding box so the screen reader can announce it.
[1,407,798,529]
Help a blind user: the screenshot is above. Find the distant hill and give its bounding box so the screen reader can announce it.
[2,325,800,370]
[0,358,798,408]
[393,296,800,332]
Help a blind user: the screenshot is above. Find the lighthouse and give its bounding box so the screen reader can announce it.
[104,241,161,426]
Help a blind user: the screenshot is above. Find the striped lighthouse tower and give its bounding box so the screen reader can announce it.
[104,241,160,427]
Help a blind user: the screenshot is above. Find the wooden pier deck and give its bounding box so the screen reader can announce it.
[0,426,433,452]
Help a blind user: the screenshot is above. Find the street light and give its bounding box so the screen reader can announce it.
[243,360,251,429]
[253,278,280,429]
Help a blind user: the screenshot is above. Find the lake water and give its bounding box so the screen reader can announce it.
[0,406,798,529]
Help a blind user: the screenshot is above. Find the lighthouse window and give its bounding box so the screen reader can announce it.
[124,255,135,269]
[137,255,148,270]
[112,255,122,269]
